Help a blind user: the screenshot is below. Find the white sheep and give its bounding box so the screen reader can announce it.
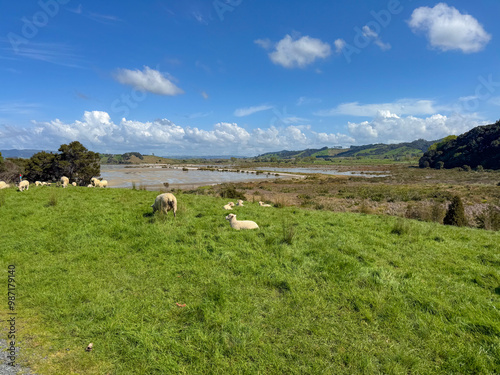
[259,201,272,207]
[18,180,29,191]
[0,181,10,190]
[151,193,177,217]
[87,184,93,188]
[99,180,108,188]
[35,181,42,186]
[223,202,235,210]
[72,182,77,187]
[236,200,244,206]
[91,177,108,188]
[60,176,69,188]
[225,213,259,230]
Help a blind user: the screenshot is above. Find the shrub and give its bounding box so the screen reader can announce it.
[476,205,500,231]
[443,196,467,227]
[218,184,246,200]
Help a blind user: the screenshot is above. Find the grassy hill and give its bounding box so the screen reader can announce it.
[1,186,499,374]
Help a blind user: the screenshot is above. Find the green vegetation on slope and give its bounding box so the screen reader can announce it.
[420,121,500,170]
[1,187,499,374]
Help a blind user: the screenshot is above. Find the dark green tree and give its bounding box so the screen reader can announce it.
[57,141,100,185]
[443,196,467,227]
[25,151,57,182]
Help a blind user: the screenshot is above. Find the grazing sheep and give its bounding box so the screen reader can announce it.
[236,200,244,206]
[259,201,272,207]
[151,193,177,217]
[18,180,29,191]
[35,181,42,186]
[0,181,10,189]
[91,177,107,188]
[223,202,235,210]
[225,213,259,230]
[72,182,77,187]
[60,176,69,188]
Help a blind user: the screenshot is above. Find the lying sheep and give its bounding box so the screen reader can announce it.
[61,176,69,188]
[72,182,77,187]
[151,193,177,218]
[236,200,244,206]
[18,180,29,191]
[225,213,259,230]
[259,201,272,207]
[0,181,10,189]
[223,202,235,210]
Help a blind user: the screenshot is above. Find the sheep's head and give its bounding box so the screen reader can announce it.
[229,202,235,206]
[225,214,236,221]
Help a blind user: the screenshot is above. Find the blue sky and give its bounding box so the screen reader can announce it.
[1,0,499,156]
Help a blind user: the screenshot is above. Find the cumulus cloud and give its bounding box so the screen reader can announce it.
[113,66,184,95]
[408,3,491,53]
[347,111,482,144]
[257,34,331,68]
[234,104,273,117]
[314,99,442,117]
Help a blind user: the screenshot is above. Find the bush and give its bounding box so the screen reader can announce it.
[443,196,467,227]
[218,184,246,200]
[475,205,500,231]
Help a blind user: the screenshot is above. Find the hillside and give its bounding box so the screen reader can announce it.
[1,187,499,374]
[419,121,500,170]
[256,139,438,161]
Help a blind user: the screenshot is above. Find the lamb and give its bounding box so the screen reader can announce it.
[60,176,69,188]
[18,180,29,191]
[259,201,272,207]
[72,182,77,187]
[151,193,177,218]
[236,200,244,206]
[0,181,10,189]
[223,202,235,210]
[35,181,42,186]
[225,213,259,230]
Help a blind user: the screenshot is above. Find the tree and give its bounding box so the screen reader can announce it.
[57,141,100,185]
[443,196,467,227]
[25,151,57,182]
[0,151,5,173]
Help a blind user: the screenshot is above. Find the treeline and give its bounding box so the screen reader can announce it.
[100,152,144,164]
[419,121,500,170]
[0,141,100,185]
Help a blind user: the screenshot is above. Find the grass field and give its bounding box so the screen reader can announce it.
[1,186,499,374]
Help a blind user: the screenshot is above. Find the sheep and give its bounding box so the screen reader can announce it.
[18,180,29,191]
[87,184,93,188]
[0,181,10,190]
[236,200,244,206]
[35,181,42,186]
[223,202,235,210]
[72,182,77,187]
[151,193,177,218]
[91,177,108,188]
[225,213,259,230]
[61,176,69,188]
[259,201,272,207]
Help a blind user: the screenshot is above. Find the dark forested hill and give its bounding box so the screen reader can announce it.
[419,121,500,170]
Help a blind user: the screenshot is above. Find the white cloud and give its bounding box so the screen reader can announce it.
[113,66,184,96]
[234,104,273,117]
[362,26,391,51]
[254,38,272,50]
[260,34,331,69]
[315,99,442,117]
[347,111,483,144]
[296,96,321,106]
[408,3,491,53]
[334,39,346,54]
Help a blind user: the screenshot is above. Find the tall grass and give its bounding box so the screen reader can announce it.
[0,187,499,374]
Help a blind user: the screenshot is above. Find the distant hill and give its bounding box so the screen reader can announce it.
[256,139,438,160]
[419,121,500,170]
[0,149,53,158]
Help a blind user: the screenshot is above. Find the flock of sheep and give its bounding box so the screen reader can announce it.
[2,177,272,230]
[151,193,272,230]
[0,176,109,191]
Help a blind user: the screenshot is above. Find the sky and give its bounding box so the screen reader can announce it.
[0,0,499,156]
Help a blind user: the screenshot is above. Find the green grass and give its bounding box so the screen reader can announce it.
[1,187,499,374]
